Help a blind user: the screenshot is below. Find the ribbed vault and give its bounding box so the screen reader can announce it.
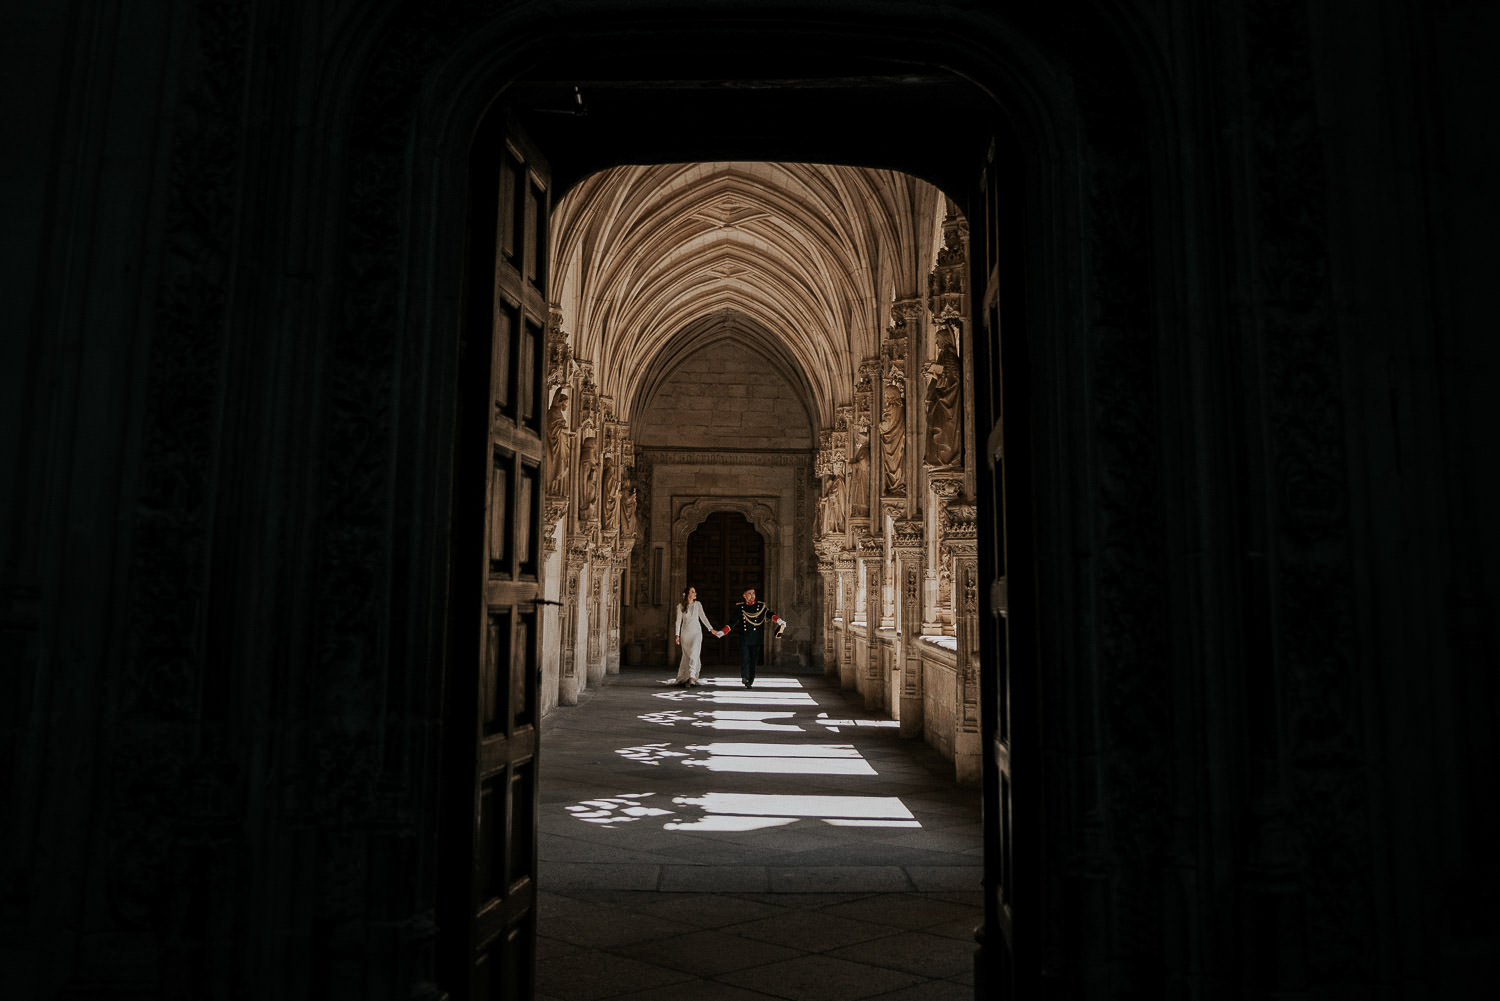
[551,162,944,426]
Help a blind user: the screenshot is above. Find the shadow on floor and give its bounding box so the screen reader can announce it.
[538,667,982,1001]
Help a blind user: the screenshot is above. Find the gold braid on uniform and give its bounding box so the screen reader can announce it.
[741,605,767,627]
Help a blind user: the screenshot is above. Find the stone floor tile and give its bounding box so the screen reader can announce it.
[717,954,926,1001]
[659,865,769,892]
[610,927,803,976]
[727,891,875,909]
[536,950,696,1001]
[621,891,791,928]
[827,930,974,979]
[611,980,787,1000]
[859,979,976,1001]
[540,905,696,950]
[540,860,662,890]
[766,865,914,893]
[724,910,897,951]
[816,892,982,931]
[903,866,984,892]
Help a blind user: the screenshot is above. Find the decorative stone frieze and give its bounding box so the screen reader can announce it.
[890,518,924,558]
[927,207,968,314]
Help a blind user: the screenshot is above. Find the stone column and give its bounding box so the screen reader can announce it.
[946,503,981,784]
[605,555,625,675]
[586,554,605,686]
[927,472,964,633]
[836,549,857,691]
[817,547,839,678]
[855,528,884,711]
[560,544,587,706]
[891,518,926,737]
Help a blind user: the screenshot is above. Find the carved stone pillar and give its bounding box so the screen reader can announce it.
[836,549,857,691]
[855,528,884,711]
[816,543,840,678]
[927,472,964,633]
[891,518,926,737]
[605,555,626,675]
[946,503,981,784]
[560,545,587,706]
[586,550,605,686]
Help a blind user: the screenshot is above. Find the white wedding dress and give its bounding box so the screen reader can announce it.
[673,601,716,683]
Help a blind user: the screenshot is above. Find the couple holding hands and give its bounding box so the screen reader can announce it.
[673,585,787,689]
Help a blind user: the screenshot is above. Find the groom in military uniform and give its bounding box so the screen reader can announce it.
[715,587,788,688]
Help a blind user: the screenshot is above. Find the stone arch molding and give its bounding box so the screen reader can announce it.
[669,496,781,608]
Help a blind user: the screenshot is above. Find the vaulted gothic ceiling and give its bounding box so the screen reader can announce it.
[550,162,945,429]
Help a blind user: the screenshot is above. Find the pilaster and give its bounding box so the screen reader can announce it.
[836,548,857,691]
[891,518,926,738]
[945,503,980,784]
[560,544,588,706]
[854,526,885,710]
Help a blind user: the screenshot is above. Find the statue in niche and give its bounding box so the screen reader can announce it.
[879,365,907,496]
[545,388,570,497]
[577,426,600,522]
[621,476,638,537]
[923,321,964,467]
[819,472,847,537]
[848,419,871,518]
[601,454,620,530]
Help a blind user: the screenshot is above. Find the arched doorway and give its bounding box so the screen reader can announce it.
[684,511,766,666]
[349,9,1084,998]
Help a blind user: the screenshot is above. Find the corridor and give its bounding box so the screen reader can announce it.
[538,667,984,1000]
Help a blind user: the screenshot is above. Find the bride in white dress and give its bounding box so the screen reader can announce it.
[672,586,721,687]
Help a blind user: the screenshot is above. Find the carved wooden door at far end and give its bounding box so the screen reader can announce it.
[686,511,765,666]
[440,109,549,1001]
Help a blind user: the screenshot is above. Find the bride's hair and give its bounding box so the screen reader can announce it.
[679,586,692,613]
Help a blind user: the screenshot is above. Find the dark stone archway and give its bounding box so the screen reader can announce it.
[13,1,1493,999]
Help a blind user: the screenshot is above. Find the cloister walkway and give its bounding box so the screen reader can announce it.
[538,666,983,1001]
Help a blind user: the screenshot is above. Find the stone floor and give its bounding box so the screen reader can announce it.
[537,665,984,1001]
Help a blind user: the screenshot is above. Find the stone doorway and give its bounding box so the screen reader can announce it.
[685,511,766,666]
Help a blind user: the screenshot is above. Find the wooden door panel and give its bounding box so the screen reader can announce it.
[686,512,764,666]
[442,108,548,1001]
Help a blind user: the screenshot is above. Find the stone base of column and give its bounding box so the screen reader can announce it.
[899,702,923,738]
[954,728,982,786]
[558,673,579,706]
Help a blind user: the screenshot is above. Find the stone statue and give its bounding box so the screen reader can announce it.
[879,366,906,496]
[545,388,570,496]
[848,419,871,518]
[577,427,600,522]
[601,454,620,530]
[923,323,963,467]
[621,480,638,537]
[819,472,847,536]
